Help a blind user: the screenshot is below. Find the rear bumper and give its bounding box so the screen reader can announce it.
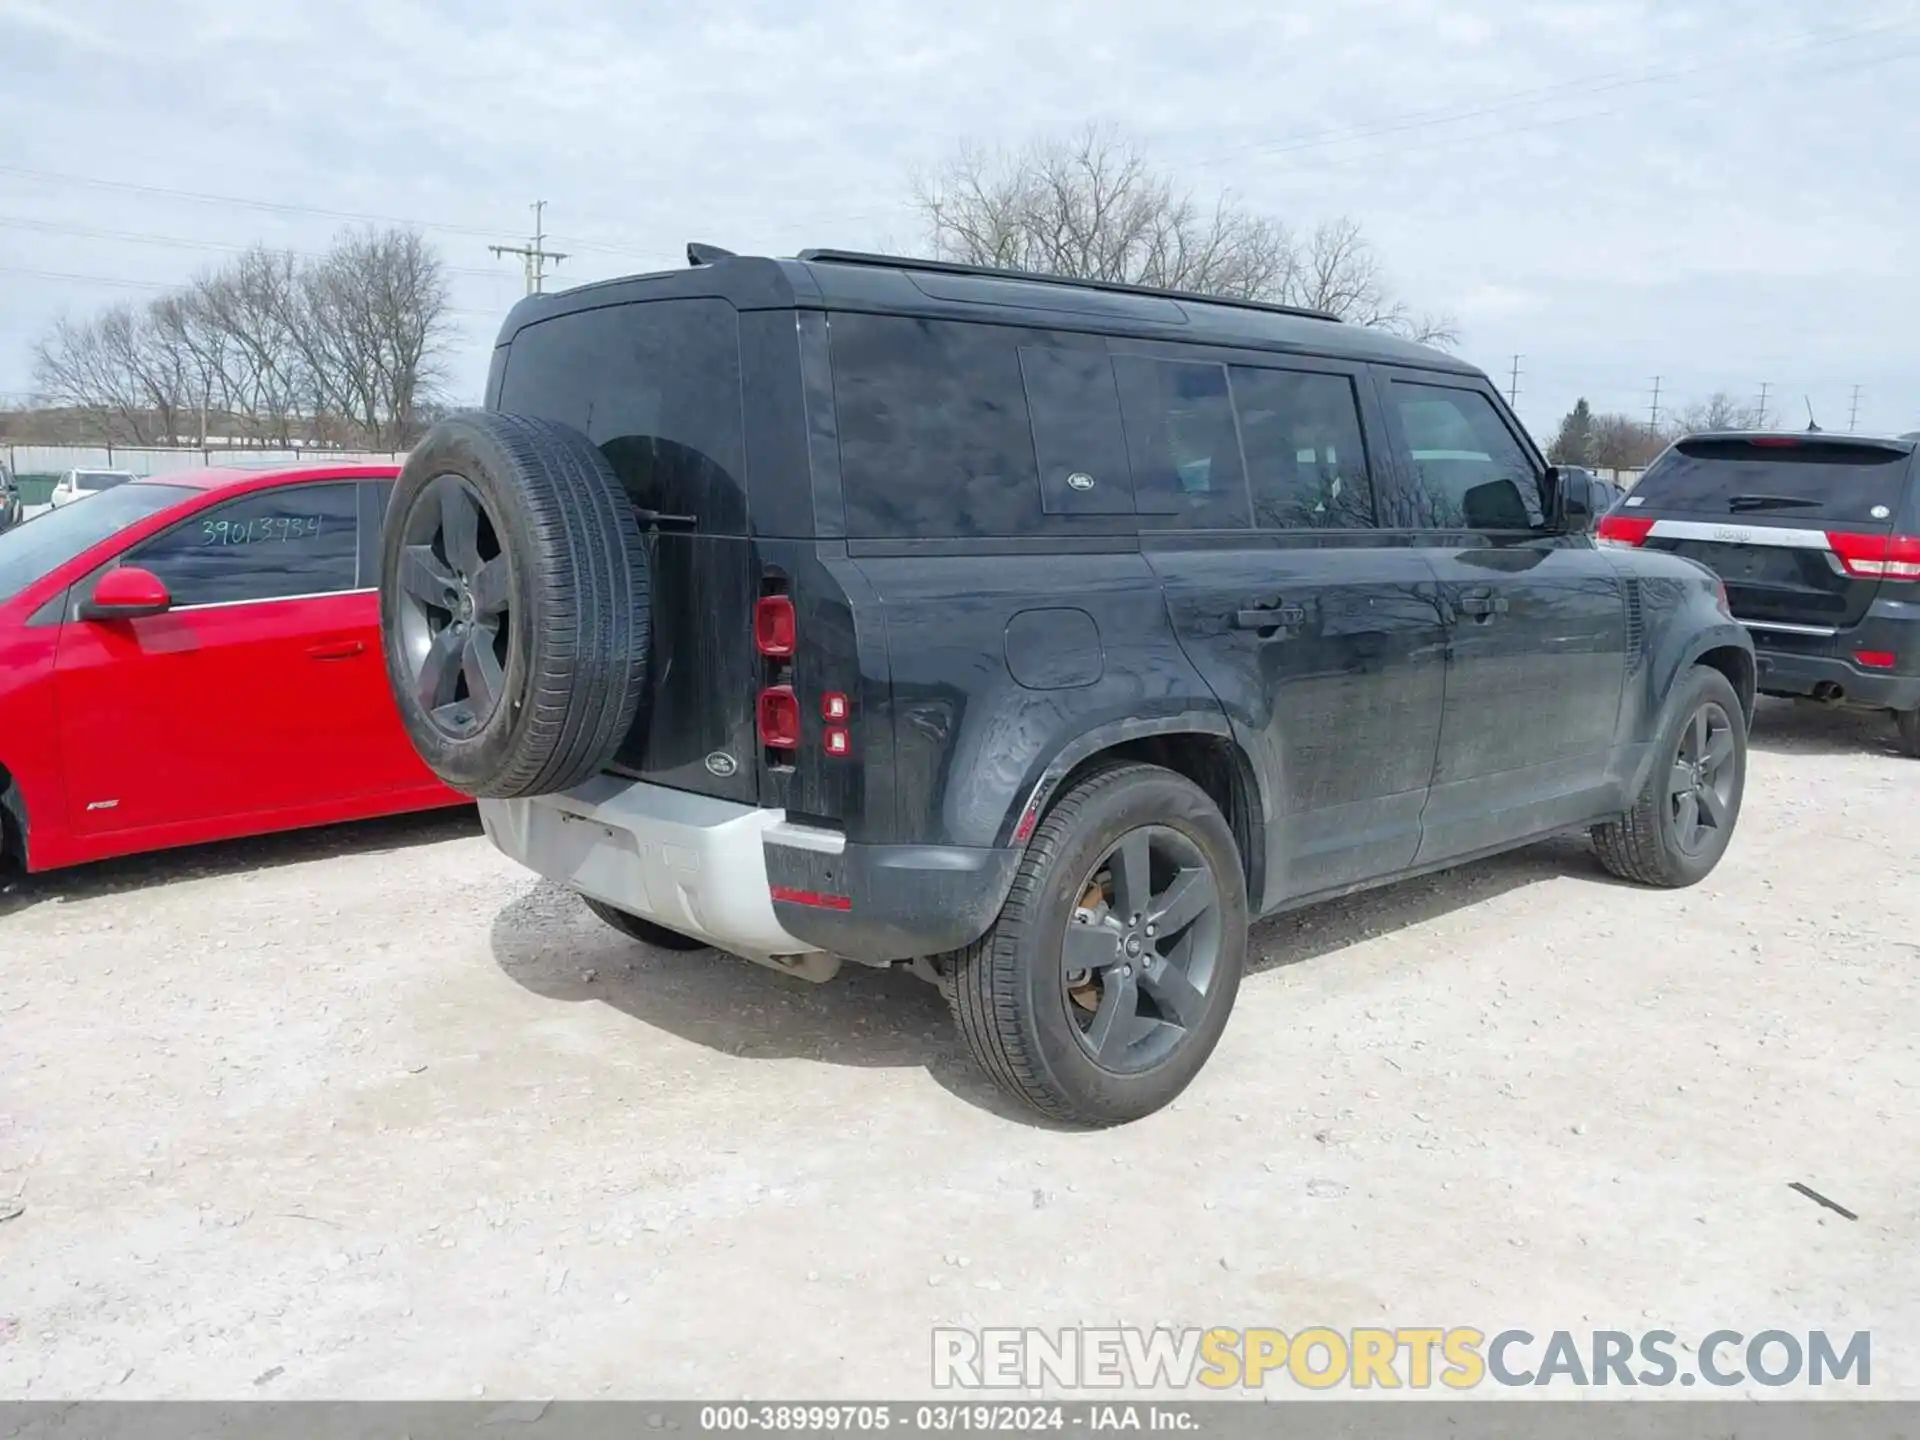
[478,777,1019,969]
[1751,645,1920,710]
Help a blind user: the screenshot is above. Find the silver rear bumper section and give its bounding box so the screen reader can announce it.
[478,776,843,980]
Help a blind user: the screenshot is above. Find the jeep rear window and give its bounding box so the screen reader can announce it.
[495,298,747,534]
[1630,439,1912,523]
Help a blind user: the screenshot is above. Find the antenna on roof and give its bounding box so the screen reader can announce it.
[687,243,736,267]
[1805,397,1821,433]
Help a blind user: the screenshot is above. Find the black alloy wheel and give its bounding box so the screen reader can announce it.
[1061,826,1224,1075]
[394,474,515,742]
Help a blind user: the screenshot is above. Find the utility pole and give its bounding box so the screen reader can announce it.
[1506,354,1522,409]
[490,200,570,295]
[1757,382,1771,429]
[1648,375,1663,433]
[1848,385,1862,433]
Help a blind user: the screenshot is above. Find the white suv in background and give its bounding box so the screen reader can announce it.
[49,468,139,508]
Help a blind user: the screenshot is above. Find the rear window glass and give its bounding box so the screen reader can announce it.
[1630,440,1913,522]
[496,298,747,533]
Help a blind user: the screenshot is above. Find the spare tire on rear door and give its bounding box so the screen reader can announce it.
[379,411,650,799]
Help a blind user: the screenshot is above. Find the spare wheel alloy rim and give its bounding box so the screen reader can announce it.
[396,473,515,740]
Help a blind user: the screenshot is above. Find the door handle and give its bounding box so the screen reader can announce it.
[1233,602,1307,633]
[1457,593,1509,620]
[306,640,366,660]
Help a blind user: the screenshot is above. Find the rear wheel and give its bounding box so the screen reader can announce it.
[582,897,712,951]
[1895,708,1920,758]
[945,764,1247,1127]
[1592,665,1746,887]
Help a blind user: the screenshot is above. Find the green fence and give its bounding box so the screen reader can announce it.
[15,474,57,505]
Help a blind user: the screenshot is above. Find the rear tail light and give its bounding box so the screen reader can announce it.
[1597,514,1655,547]
[1855,650,1898,670]
[757,685,799,749]
[821,692,849,721]
[824,726,851,756]
[754,596,796,656]
[1827,531,1920,581]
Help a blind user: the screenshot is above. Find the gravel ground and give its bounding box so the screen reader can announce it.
[1,699,1914,1401]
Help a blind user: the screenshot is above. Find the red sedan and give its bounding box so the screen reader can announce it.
[0,464,466,872]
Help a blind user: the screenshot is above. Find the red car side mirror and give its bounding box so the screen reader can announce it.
[80,565,173,621]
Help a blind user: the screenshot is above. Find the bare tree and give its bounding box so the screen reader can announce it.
[28,227,451,450]
[1589,412,1666,470]
[911,126,1456,344]
[32,307,158,443]
[1666,391,1769,437]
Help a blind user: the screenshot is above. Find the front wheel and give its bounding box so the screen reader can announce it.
[945,764,1248,1127]
[1592,665,1746,887]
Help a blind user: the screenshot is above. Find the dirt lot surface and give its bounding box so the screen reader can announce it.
[1,699,1914,1400]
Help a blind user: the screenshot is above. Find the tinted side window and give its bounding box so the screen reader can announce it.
[497,298,748,534]
[1115,356,1249,529]
[1390,382,1543,530]
[1019,345,1134,516]
[1232,367,1375,529]
[832,314,1043,538]
[130,483,360,607]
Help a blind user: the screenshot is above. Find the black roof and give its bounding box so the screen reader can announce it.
[496,247,1476,376]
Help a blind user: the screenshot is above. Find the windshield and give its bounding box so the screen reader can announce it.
[0,483,193,603]
[77,471,136,491]
[1631,439,1912,524]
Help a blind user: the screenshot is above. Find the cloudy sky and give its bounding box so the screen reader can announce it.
[2,0,1916,440]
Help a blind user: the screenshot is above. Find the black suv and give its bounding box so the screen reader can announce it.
[1600,431,1920,755]
[379,247,1754,1125]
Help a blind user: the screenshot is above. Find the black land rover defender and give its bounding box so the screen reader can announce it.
[379,246,1754,1126]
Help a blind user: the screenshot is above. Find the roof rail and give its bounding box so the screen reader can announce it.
[795,248,1342,324]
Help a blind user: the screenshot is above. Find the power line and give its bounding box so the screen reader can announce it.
[0,214,511,280]
[0,264,498,319]
[489,201,569,295]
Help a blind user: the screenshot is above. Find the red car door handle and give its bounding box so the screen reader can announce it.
[307,640,366,660]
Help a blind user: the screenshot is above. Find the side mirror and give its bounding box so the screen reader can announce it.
[80,565,172,621]
[1547,465,1596,534]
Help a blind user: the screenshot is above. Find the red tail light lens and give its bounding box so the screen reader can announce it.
[821,692,849,721]
[757,686,799,749]
[1828,532,1920,581]
[824,725,851,756]
[754,596,796,656]
[1597,514,1655,547]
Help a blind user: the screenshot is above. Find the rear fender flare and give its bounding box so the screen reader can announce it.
[998,706,1251,844]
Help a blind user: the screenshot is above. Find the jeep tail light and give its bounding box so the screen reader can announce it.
[1597,514,1654,547]
[821,692,849,721]
[757,685,799,749]
[824,726,851,757]
[755,596,796,656]
[1828,531,1920,581]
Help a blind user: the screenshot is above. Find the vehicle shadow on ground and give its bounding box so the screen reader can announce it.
[1745,696,1909,760]
[489,837,1585,1124]
[0,806,482,920]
